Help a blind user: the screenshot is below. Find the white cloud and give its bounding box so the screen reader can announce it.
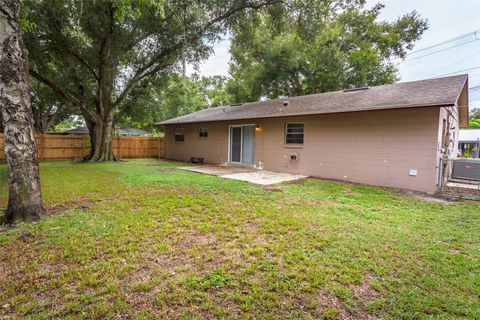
[186,38,231,77]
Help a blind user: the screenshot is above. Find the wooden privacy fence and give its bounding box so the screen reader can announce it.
[0,134,165,161]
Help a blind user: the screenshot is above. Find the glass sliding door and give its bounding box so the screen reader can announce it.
[230,126,242,163]
[229,125,255,165]
[242,125,255,165]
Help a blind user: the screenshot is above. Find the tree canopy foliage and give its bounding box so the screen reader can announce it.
[118,75,205,131]
[115,74,234,131]
[226,0,428,101]
[194,75,235,107]
[21,0,430,146]
[22,0,279,160]
[470,107,480,128]
[30,80,76,133]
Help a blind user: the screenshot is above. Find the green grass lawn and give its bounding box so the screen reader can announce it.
[0,159,479,319]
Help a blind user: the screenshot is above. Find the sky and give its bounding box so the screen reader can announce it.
[186,0,480,108]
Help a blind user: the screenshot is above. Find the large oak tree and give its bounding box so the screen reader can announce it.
[23,0,280,161]
[227,0,428,101]
[0,0,44,223]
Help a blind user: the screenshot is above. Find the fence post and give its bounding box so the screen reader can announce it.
[158,137,162,159]
[117,135,121,159]
[82,135,86,158]
[40,134,45,161]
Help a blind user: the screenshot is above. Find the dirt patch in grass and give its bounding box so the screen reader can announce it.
[352,274,381,301]
[236,221,259,234]
[449,248,461,254]
[48,199,95,215]
[44,194,124,217]
[263,186,284,193]
[0,197,93,227]
[318,290,379,320]
[179,232,218,247]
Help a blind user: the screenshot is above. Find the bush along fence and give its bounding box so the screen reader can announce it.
[0,134,164,161]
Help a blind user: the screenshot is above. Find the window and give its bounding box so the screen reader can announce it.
[198,127,208,138]
[174,128,185,142]
[285,123,304,144]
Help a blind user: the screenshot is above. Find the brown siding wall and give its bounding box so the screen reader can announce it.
[164,107,445,193]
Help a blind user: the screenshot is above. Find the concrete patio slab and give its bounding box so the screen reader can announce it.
[179,165,307,185]
[221,170,307,185]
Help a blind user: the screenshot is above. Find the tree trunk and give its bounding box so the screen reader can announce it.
[83,111,118,162]
[0,0,45,223]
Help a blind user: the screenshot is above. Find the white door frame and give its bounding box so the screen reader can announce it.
[228,125,243,164]
[228,124,256,165]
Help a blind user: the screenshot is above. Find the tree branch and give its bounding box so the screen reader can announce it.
[29,69,98,121]
[112,0,283,108]
[47,14,100,82]
[63,47,99,81]
[29,69,81,105]
[98,2,116,116]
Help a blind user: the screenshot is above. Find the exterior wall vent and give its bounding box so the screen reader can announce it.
[343,86,370,92]
[229,103,243,107]
[283,100,289,106]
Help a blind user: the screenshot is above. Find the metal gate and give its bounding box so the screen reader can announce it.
[451,159,480,181]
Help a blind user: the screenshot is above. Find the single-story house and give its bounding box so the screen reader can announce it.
[458,129,480,158]
[60,126,152,136]
[158,74,469,194]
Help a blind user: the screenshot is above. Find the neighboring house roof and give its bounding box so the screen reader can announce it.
[117,128,152,136]
[61,126,89,134]
[61,127,151,136]
[158,74,468,125]
[459,129,480,143]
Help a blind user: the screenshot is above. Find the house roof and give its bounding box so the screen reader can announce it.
[459,129,480,142]
[61,126,89,134]
[117,128,152,136]
[61,126,152,136]
[158,74,469,125]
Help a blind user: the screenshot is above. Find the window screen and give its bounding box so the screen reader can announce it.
[198,127,208,138]
[285,123,304,144]
[174,128,185,142]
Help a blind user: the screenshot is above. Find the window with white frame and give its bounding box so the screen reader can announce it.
[198,127,208,138]
[285,123,304,144]
[174,128,185,142]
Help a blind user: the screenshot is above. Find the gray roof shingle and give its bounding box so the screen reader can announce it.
[158,74,468,125]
